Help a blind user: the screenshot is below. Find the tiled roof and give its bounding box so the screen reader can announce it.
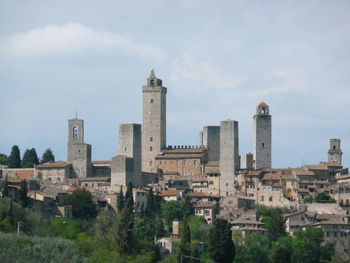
[159,190,184,196]
[36,161,71,168]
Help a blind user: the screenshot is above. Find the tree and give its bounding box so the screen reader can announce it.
[63,189,97,219]
[2,176,9,198]
[117,186,125,212]
[187,215,208,242]
[208,218,235,263]
[22,148,39,168]
[292,227,333,263]
[40,148,55,164]
[7,145,21,168]
[182,195,194,219]
[162,201,186,229]
[178,220,191,263]
[145,187,156,219]
[315,192,336,203]
[0,154,8,166]
[19,180,28,207]
[264,208,287,242]
[234,233,270,263]
[271,236,293,263]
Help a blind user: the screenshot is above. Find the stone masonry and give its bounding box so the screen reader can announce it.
[253,102,272,169]
[142,70,167,173]
[200,126,220,162]
[219,120,239,197]
[328,139,342,165]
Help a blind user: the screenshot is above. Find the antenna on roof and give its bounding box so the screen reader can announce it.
[75,111,78,119]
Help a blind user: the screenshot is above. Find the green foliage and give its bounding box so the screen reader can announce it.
[63,189,97,219]
[292,227,333,263]
[187,215,208,242]
[0,233,86,263]
[182,195,194,219]
[263,208,287,241]
[162,200,192,230]
[234,233,270,263]
[2,175,9,197]
[145,187,156,219]
[315,192,336,203]
[0,153,8,165]
[208,218,235,263]
[51,217,84,239]
[19,180,29,207]
[21,148,39,168]
[271,236,293,263]
[0,197,45,235]
[134,217,154,242]
[117,185,125,212]
[7,145,21,168]
[40,148,55,164]
[304,196,314,203]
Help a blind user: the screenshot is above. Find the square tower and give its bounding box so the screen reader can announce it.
[200,126,220,162]
[219,120,239,197]
[253,102,272,169]
[328,139,342,165]
[142,70,167,172]
[67,118,91,178]
[118,123,142,186]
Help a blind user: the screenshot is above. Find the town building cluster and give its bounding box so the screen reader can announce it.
[1,71,349,261]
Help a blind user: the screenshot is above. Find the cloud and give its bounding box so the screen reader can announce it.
[0,23,165,61]
[170,52,243,90]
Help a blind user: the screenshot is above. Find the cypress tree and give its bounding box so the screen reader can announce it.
[7,145,21,168]
[117,185,125,212]
[22,148,39,168]
[178,220,191,263]
[19,180,29,207]
[0,153,8,166]
[40,148,55,164]
[3,176,9,197]
[145,187,155,219]
[208,218,235,263]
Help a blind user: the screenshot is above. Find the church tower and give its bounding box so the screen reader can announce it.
[142,70,167,172]
[328,139,342,165]
[67,117,91,177]
[253,102,272,169]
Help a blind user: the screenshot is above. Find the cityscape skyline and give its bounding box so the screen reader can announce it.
[0,0,349,168]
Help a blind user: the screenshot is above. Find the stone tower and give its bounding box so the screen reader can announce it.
[328,139,342,165]
[67,118,91,177]
[199,126,220,162]
[253,102,272,169]
[219,120,239,197]
[142,70,167,172]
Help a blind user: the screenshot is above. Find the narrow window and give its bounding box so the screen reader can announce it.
[150,99,154,103]
[150,146,153,151]
[262,143,265,147]
[150,137,153,142]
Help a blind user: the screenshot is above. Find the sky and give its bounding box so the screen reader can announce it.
[0,0,349,169]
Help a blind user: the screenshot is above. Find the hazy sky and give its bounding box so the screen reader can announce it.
[1,0,349,168]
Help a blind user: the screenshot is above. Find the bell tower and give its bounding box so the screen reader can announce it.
[142,70,167,172]
[253,102,272,169]
[328,139,342,165]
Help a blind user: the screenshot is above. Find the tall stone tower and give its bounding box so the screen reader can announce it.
[253,102,272,169]
[142,70,167,172]
[199,126,220,162]
[328,139,342,165]
[67,118,91,177]
[219,120,239,197]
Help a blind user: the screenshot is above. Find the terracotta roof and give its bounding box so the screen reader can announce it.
[79,177,110,181]
[258,102,268,107]
[313,220,349,226]
[16,170,34,180]
[187,192,219,198]
[159,190,184,196]
[293,169,315,176]
[36,161,71,168]
[263,174,281,180]
[92,161,111,164]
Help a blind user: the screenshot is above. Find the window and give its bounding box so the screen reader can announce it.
[269,196,273,202]
[262,143,265,147]
[260,196,264,201]
[150,99,154,103]
[150,146,153,151]
[150,137,153,142]
[194,160,197,165]
[124,147,127,151]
